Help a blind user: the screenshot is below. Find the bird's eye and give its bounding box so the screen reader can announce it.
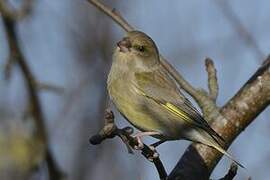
[134,45,145,52]
[138,46,145,52]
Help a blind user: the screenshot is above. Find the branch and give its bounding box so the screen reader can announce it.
[168,57,270,179]
[0,1,63,179]
[90,110,168,180]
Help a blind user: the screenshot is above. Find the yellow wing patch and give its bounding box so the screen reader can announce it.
[162,103,192,123]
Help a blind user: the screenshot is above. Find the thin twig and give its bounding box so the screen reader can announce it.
[205,57,219,102]
[88,0,133,32]
[90,110,168,180]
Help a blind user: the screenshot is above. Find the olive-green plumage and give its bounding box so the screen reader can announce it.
[107,31,243,167]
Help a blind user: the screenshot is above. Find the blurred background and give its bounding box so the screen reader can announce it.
[0,0,269,179]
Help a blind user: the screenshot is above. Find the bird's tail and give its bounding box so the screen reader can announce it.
[186,129,245,168]
[205,139,245,168]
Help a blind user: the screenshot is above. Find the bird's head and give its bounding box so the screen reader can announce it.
[115,31,160,69]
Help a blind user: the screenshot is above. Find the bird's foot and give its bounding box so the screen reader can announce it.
[132,131,160,150]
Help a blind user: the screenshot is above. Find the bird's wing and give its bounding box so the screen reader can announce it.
[134,68,224,143]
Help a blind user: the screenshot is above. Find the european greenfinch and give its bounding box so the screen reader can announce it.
[107,30,242,167]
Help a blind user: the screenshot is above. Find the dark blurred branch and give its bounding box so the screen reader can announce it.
[90,110,168,180]
[213,0,264,60]
[218,163,238,180]
[0,1,62,179]
[1,0,46,153]
[87,0,270,179]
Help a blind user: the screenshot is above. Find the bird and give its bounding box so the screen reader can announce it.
[107,30,243,167]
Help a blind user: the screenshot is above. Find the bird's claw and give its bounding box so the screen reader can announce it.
[134,136,144,150]
[147,145,159,162]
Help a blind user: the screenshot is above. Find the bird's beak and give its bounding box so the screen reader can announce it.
[117,37,131,53]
